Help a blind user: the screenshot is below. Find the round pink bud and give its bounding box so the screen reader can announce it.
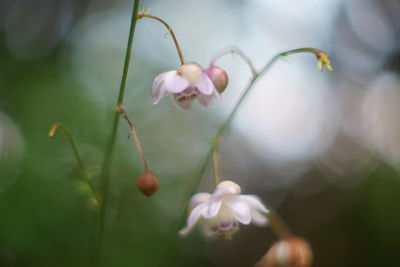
[255,237,313,267]
[204,65,228,94]
[137,171,159,197]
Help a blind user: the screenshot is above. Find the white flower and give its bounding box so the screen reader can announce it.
[179,180,269,239]
[152,62,220,110]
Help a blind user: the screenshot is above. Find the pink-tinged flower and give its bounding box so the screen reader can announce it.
[179,180,269,239]
[152,62,223,110]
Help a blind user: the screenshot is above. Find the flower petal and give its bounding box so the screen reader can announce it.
[196,72,215,95]
[189,192,211,210]
[152,71,168,97]
[152,71,172,104]
[179,203,207,236]
[226,198,251,224]
[203,199,222,219]
[197,94,213,107]
[153,88,166,105]
[164,72,189,93]
[240,195,269,213]
[172,95,193,110]
[250,210,268,226]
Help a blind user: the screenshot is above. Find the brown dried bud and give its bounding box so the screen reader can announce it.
[137,171,159,197]
[255,237,313,267]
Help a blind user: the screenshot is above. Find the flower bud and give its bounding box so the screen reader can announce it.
[137,171,159,197]
[255,237,313,267]
[177,62,203,86]
[204,65,228,94]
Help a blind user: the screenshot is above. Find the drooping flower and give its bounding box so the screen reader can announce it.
[179,180,269,239]
[152,62,227,110]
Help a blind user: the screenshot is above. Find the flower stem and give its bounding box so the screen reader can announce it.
[267,210,292,239]
[137,13,185,65]
[212,149,222,185]
[48,123,97,198]
[117,105,149,171]
[211,46,257,77]
[92,0,140,266]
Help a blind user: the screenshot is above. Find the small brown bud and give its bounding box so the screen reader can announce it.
[137,171,159,197]
[255,237,313,267]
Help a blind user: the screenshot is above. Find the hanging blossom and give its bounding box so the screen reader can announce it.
[152,62,228,110]
[179,180,269,239]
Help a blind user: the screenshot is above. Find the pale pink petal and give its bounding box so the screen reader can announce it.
[197,88,220,106]
[179,203,207,236]
[196,72,215,95]
[164,72,189,93]
[250,210,268,226]
[203,199,222,219]
[152,71,169,97]
[172,95,193,110]
[197,94,213,107]
[240,195,269,213]
[189,193,211,210]
[153,87,166,105]
[211,87,221,99]
[226,198,251,224]
[152,71,174,104]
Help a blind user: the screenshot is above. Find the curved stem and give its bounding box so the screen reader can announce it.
[48,123,97,198]
[211,46,257,77]
[93,1,140,266]
[117,105,149,171]
[137,13,185,65]
[49,123,88,180]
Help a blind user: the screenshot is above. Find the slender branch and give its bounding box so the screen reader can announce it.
[48,123,97,198]
[48,123,88,179]
[93,1,140,266]
[212,149,222,185]
[117,105,148,171]
[211,46,258,77]
[137,13,185,65]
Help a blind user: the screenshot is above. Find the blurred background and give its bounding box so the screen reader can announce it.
[0,0,400,266]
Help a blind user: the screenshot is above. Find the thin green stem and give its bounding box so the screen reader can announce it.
[48,123,97,197]
[212,149,222,186]
[92,1,140,266]
[137,13,185,65]
[267,210,292,239]
[211,46,257,77]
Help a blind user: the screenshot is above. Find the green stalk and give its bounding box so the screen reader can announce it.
[92,1,140,266]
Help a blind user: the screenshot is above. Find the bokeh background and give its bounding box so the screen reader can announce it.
[1,0,400,266]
